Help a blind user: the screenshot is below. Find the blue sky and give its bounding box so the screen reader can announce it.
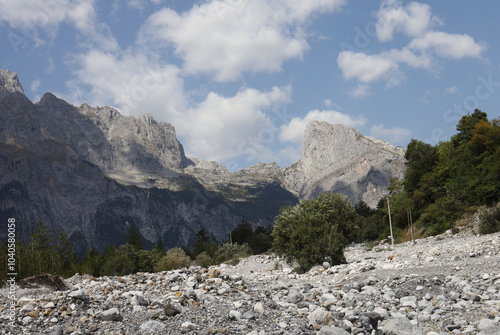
[1,0,499,171]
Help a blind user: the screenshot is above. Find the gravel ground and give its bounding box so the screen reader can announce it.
[0,229,499,335]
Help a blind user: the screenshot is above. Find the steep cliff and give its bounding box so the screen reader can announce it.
[283,121,406,207]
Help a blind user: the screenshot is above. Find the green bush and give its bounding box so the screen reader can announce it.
[155,248,191,272]
[194,251,213,267]
[479,205,500,235]
[100,244,138,276]
[272,193,357,273]
[214,242,252,265]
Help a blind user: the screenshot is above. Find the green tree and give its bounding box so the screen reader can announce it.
[126,225,143,250]
[230,220,253,245]
[100,244,138,276]
[272,193,357,272]
[81,246,104,277]
[155,248,191,272]
[53,228,79,276]
[404,139,439,196]
[249,225,273,254]
[29,221,53,275]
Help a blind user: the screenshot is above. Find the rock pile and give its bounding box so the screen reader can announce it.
[1,230,499,334]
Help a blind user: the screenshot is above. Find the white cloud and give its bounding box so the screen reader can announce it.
[350,84,371,98]
[419,89,432,103]
[66,49,187,120]
[279,109,366,144]
[445,85,459,94]
[337,51,399,84]
[409,31,485,59]
[0,0,117,50]
[30,78,41,92]
[376,0,441,42]
[339,0,485,96]
[139,0,345,81]
[183,86,292,162]
[369,124,412,143]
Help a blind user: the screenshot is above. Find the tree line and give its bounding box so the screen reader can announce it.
[0,220,274,283]
[382,110,500,237]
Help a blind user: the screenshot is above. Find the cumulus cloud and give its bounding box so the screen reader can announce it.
[182,86,292,162]
[279,109,366,144]
[67,49,186,119]
[445,85,459,94]
[409,31,485,59]
[0,0,117,51]
[338,0,485,96]
[375,0,441,42]
[369,124,412,143]
[139,0,345,81]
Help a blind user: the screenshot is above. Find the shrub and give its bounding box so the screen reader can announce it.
[194,252,213,267]
[155,248,191,272]
[272,193,357,273]
[479,205,500,235]
[100,244,138,276]
[214,243,252,265]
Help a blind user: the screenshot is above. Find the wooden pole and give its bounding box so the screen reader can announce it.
[388,198,394,247]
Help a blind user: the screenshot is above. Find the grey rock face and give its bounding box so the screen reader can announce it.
[0,69,24,93]
[284,121,406,207]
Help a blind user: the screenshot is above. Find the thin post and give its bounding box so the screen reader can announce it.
[409,208,415,244]
[388,198,394,247]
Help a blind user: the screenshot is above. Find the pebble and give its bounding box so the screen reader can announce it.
[0,230,498,334]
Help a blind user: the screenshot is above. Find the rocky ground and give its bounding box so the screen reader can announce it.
[1,229,499,335]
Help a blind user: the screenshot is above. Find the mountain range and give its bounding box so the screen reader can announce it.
[0,69,406,255]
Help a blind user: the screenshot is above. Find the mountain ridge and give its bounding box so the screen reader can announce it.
[0,69,406,253]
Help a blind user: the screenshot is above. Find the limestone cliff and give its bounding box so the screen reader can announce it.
[283,121,406,207]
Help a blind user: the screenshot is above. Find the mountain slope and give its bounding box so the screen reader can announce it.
[0,69,405,253]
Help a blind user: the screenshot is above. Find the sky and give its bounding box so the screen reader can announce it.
[1,0,499,172]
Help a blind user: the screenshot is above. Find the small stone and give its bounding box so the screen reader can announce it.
[44,302,56,308]
[383,317,424,335]
[207,269,220,278]
[131,295,149,306]
[140,320,167,333]
[254,302,264,314]
[99,308,122,321]
[68,289,87,300]
[181,321,197,330]
[287,288,303,303]
[308,307,331,326]
[28,311,39,318]
[317,326,350,335]
[400,296,417,308]
[229,310,241,320]
[164,303,181,317]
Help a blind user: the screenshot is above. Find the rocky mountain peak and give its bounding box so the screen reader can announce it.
[284,121,406,207]
[0,69,24,93]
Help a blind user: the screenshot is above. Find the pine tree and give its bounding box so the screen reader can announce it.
[29,221,53,275]
[54,228,79,276]
[126,225,143,250]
